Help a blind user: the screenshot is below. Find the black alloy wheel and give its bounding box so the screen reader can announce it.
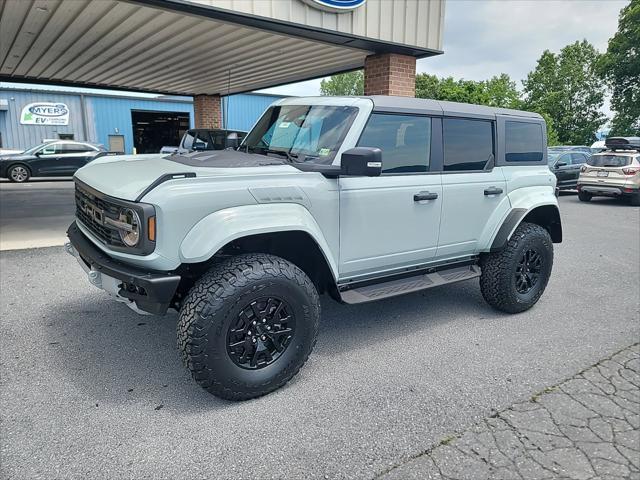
[514,249,543,294]
[227,297,296,370]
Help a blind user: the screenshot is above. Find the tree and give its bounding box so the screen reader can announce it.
[598,0,640,136]
[523,41,606,145]
[415,73,521,108]
[320,71,364,96]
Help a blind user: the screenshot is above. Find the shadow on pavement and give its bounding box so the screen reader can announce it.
[46,280,493,410]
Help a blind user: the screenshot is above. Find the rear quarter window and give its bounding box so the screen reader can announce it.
[505,121,543,162]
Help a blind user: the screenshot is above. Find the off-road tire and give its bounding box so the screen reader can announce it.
[578,190,592,202]
[630,193,640,207]
[7,164,30,183]
[177,253,320,400]
[479,222,553,314]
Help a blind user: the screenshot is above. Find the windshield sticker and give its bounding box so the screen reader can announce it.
[278,122,291,128]
[318,148,331,156]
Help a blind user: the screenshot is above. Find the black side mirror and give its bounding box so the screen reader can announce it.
[192,141,207,152]
[555,161,567,168]
[341,147,382,176]
[226,133,240,150]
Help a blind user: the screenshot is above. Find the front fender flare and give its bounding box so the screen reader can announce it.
[179,203,339,279]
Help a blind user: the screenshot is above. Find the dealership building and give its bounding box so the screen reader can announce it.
[0,86,283,153]
[0,0,445,127]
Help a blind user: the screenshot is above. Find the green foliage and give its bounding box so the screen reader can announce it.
[415,73,521,109]
[523,41,606,145]
[415,73,560,143]
[320,71,364,96]
[598,0,640,136]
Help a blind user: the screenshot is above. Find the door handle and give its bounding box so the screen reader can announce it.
[414,191,438,201]
[484,187,503,196]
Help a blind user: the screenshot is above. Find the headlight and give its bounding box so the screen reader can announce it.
[118,208,141,247]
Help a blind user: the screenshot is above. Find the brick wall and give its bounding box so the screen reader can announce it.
[364,53,416,97]
[193,94,222,129]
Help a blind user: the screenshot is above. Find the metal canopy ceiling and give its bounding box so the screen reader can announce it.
[0,0,440,96]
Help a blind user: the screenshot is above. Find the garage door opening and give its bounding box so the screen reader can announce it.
[131,110,190,154]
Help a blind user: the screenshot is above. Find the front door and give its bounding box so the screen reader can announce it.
[437,118,508,258]
[339,113,442,278]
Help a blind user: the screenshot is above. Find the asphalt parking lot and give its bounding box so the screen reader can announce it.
[0,179,74,250]
[1,194,639,479]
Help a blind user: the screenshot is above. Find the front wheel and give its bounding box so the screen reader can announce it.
[177,253,320,400]
[480,222,553,314]
[578,190,592,202]
[8,165,30,183]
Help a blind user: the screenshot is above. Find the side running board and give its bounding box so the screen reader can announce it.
[339,265,481,304]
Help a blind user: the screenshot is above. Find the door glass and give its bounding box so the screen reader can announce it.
[357,114,431,173]
[505,121,543,162]
[40,144,57,155]
[443,119,494,171]
[570,153,586,164]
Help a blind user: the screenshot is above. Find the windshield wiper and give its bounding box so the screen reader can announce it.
[248,146,298,163]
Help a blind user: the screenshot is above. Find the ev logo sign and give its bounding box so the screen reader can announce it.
[301,0,366,13]
[20,102,70,126]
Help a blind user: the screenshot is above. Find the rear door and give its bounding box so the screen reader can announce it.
[339,113,443,278]
[437,117,508,258]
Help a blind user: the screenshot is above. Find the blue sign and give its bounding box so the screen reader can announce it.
[301,0,366,13]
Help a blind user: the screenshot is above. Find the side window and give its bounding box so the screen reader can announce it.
[40,144,58,155]
[558,153,572,165]
[357,114,431,174]
[182,131,195,150]
[443,118,494,171]
[571,153,587,164]
[505,121,543,162]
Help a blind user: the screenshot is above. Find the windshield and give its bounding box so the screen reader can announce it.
[242,105,358,165]
[587,154,634,167]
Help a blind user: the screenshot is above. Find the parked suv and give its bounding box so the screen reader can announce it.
[65,97,561,400]
[548,148,590,190]
[0,140,106,182]
[577,137,640,205]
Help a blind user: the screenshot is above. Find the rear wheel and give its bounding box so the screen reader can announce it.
[8,164,30,183]
[177,253,320,400]
[480,222,553,314]
[578,190,592,202]
[630,193,640,207]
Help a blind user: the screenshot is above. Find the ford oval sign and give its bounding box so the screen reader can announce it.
[301,0,366,13]
[20,102,70,126]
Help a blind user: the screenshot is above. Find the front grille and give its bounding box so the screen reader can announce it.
[75,183,125,247]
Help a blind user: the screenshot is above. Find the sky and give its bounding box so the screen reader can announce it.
[2,0,627,107]
[258,0,628,98]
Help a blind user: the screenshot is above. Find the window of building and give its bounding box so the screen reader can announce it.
[357,114,431,174]
[505,121,543,162]
[58,133,75,140]
[443,118,494,171]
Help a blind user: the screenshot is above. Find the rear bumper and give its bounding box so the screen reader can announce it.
[577,183,639,197]
[66,221,180,314]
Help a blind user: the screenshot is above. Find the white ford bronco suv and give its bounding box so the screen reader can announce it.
[66,96,562,400]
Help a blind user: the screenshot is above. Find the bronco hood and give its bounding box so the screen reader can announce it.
[74,151,290,201]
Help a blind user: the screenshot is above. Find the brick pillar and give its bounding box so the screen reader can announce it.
[193,94,222,129]
[364,53,416,97]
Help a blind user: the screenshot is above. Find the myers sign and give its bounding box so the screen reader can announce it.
[301,0,366,13]
[20,102,69,125]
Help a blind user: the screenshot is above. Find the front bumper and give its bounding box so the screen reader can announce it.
[577,183,639,197]
[66,221,180,314]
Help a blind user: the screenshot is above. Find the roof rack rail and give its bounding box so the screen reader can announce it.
[604,137,640,151]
